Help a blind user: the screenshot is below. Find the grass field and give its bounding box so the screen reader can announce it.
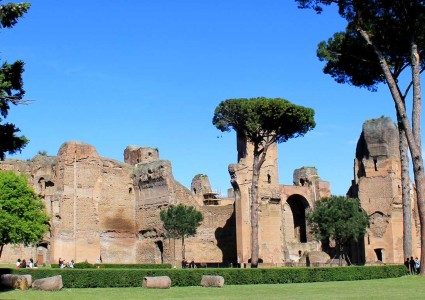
[0,275,424,300]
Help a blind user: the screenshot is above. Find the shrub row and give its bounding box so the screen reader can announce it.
[51,263,172,269]
[6,265,408,288]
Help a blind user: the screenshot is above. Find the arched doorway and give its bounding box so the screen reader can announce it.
[36,242,49,266]
[155,241,164,264]
[285,195,310,243]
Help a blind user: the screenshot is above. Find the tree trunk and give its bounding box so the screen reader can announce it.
[173,238,176,267]
[0,244,3,258]
[250,151,260,268]
[338,242,343,267]
[399,124,413,259]
[411,41,422,152]
[250,140,272,268]
[358,28,425,275]
[181,236,185,260]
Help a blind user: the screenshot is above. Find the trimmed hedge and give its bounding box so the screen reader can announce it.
[51,263,172,269]
[6,265,408,288]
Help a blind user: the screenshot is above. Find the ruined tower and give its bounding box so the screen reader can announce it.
[229,132,283,264]
[348,117,420,263]
[229,132,330,265]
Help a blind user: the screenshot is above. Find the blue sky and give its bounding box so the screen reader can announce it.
[2,1,404,196]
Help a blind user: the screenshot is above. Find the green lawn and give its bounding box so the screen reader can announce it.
[1,276,423,300]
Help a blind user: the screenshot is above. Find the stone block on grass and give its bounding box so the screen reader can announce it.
[0,274,30,290]
[32,275,63,291]
[200,275,224,287]
[142,276,171,289]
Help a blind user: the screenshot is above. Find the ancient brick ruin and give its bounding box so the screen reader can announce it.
[0,137,330,266]
[1,117,414,266]
[230,132,330,265]
[347,117,421,264]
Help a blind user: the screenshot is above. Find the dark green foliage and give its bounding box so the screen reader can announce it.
[317,31,384,91]
[0,123,28,160]
[0,171,50,257]
[308,196,369,264]
[0,2,31,160]
[308,196,370,245]
[51,263,172,269]
[73,262,94,269]
[8,265,407,288]
[160,204,203,239]
[297,0,425,93]
[160,204,203,258]
[0,2,30,28]
[96,264,172,269]
[213,97,315,145]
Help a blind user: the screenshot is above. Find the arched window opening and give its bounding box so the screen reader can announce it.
[155,241,164,264]
[286,195,310,243]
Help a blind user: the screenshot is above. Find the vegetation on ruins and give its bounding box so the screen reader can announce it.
[0,171,49,258]
[295,0,425,273]
[213,97,315,267]
[0,1,31,160]
[194,174,208,179]
[160,204,204,260]
[307,196,369,266]
[37,150,48,156]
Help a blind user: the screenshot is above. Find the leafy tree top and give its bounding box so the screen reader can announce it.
[0,171,49,255]
[160,204,204,239]
[212,97,316,146]
[297,1,425,92]
[308,196,369,244]
[0,2,30,160]
[0,2,30,28]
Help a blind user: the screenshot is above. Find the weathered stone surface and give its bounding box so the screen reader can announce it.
[299,251,330,265]
[200,275,224,287]
[32,275,63,291]
[359,117,399,159]
[329,259,348,266]
[0,137,329,268]
[124,146,159,165]
[21,274,32,287]
[349,116,420,264]
[58,141,100,159]
[191,174,212,196]
[365,260,385,265]
[0,274,30,290]
[142,276,171,289]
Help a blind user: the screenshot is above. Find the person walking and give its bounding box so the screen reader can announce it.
[414,257,420,274]
[409,256,416,275]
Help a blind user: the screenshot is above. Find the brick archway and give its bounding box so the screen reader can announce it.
[284,194,311,243]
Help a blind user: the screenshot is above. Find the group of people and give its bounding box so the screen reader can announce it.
[181,258,196,268]
[405,256,420,274]
[58,257,74,268]
[15,258,37,268]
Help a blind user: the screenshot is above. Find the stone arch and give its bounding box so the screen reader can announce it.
[36,242,49,265]
[285,194,310,243]
[37,177,45,194]
[155,240,164,264]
